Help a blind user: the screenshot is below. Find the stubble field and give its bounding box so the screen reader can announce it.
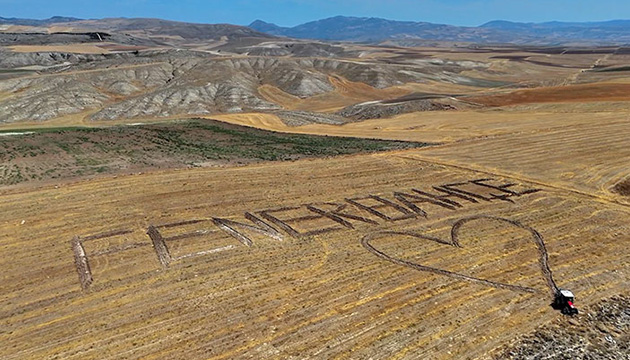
[2,146,629,359]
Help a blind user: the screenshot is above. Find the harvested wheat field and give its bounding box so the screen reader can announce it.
[1,145,629,359]
[8,44,113,54]
[466,82,630,107]
[413,116,630,204]
[212,108,628,144]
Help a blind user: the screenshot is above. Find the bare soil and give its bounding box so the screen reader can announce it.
[611,179,630,197]
[467,83,630,107]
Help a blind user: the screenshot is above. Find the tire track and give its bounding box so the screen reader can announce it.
[362,215,561,297]
[452,215,559,296]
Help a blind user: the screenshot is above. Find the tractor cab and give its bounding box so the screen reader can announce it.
[553,289,578,315]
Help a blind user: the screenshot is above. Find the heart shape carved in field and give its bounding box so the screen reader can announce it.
[361,215,558,296]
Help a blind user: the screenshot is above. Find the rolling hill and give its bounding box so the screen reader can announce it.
[0,17,275,46]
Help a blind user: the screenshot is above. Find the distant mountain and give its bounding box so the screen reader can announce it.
[249,16,630,45]
[248,16,503,43]
[479,19,630,43]
[478,20,533,31]
[56,18,276,42]
[0,16,82,26]
[481,19,630,30]
[248,20,285,34]
[3,15,630,45]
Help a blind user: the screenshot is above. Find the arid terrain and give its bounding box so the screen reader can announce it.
[1,17,629,360]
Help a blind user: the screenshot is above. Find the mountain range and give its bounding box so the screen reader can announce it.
[2,16,630,45]
[249,16,630,45]
[0,16,82,26]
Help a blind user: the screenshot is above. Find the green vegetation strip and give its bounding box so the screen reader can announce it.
[0,119,434,185]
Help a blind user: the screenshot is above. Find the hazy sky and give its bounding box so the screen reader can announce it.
[2,0,630,27]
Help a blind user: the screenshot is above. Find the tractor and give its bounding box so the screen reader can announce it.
[553,289,578,315]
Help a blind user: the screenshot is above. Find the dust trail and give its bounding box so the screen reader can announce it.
[362,215,560,296]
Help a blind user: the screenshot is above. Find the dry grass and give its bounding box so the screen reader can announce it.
[211,109,627,144]
[0,25,41,32]
[212,108,630,205]
[410,117,630,204]
[46,26,77,33]
[8,44,112,54]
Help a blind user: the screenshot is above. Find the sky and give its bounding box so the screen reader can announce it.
[2,0,630,27]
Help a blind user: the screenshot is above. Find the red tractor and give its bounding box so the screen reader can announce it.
[553,289,578,315]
